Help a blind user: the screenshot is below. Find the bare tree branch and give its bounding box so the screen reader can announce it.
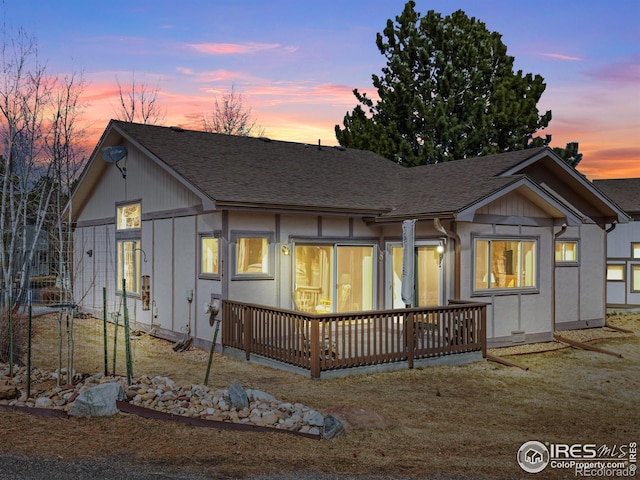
[114,73,165,125]
[202,85,264,136]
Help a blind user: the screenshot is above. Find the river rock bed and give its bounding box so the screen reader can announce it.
[0,364,344,438]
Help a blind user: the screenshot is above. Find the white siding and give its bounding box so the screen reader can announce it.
[151,219,174,332]
[76,143,202,223]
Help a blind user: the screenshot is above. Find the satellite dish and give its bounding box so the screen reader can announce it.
[102,146,127,164]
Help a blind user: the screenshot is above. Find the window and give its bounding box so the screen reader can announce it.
[117,202,141,230]
[293,243,376,313]
[390,243,442,308]
[474,238,537,292]
[200,234,220,277]
[632,265,640,292]
[606,264,625,281]
[117,240,141,294]
[633,243,640,259]
[116,201,141,294]
[231,232,274,279]
[555,241,578,263]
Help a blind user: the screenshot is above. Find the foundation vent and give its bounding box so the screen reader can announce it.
[511,330,526,344]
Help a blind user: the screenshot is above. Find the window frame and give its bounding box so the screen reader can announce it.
[555,239,579,265]
[472,235,539,295]
[230,231,275,280]
[116,200,141,231]
[292,240,379,313]
[631,264,640,293]
[116,239,141,295]
[115,200,142,296]
[199,232,221,280]
[606,264,625,282]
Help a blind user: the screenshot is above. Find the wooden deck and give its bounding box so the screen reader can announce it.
[222,300,487,378]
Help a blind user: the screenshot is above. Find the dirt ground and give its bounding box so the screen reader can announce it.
[1,312,639,479]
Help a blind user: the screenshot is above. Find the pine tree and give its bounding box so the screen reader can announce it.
[335,2,557,166]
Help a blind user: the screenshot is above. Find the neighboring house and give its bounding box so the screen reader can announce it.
[65,120,628,350]
[593,178,640,309]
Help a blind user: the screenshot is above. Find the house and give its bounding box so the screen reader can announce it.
[593,178,640,309]
[65,120,628,355]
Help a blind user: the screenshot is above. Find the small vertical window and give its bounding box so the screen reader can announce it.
[632,265,640,292]
[117,240,141,294]
[632,243,640,259]
[606,265,625,281]
[200,235,220,277]
[555,241,578,263]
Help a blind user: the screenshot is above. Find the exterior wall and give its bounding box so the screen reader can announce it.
[578,224,606,325]
[73,224,116,320]
[605,221,640,307]
[457,222,555,346]
[554,224,606,330]
[75,142,201,223]
[72,143,611,350]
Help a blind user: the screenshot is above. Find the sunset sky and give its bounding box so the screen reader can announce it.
[4,1,639,179]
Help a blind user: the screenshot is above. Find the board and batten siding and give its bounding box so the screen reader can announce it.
[476,190,550,219]
[605,221,640,307]
[76,142,203,223]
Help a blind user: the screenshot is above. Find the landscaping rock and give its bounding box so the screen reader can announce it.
[0,363,341,437]
[303,409,325,427]
[68,382,126,417]
[246,388,275,403]
[227,382,249,409]
[0,385,19,400]
[323,415,345,439]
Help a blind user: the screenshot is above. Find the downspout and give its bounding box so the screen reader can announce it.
[434,218,461,299]
[604,220,617,307]
[552,223,568,333]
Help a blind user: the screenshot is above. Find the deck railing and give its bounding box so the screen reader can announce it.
[222,300,486,379]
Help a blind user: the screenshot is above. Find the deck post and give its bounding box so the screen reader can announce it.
[310,319,320,379]
[480,307,487,358]
[407,312,414,369]
[243,306,251,361]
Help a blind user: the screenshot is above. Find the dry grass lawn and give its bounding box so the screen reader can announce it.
[1,311,638,479]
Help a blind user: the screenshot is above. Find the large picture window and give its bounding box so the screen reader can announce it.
[474,238,537,292]
[293,243,376,313]
[231,232,274,279]
[200,234,220,277]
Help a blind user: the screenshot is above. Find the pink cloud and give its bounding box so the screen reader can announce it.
[540,52,583,61]
[586,56,640,84]
[186,69,249,84]
[186,42,293,55]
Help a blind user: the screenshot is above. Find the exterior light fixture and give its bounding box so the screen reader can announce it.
[436,243,445,267]
[281,245,291,256]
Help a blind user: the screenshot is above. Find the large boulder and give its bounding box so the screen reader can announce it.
[68,383,126,417]
[323,415,345,439]
[227,382,249,409]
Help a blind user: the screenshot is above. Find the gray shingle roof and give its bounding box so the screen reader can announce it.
[593,178,640,214]
[113,121,401,214]
[109,120,550,218]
